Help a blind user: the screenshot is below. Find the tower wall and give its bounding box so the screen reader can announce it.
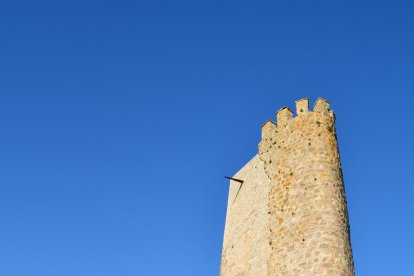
[220,155,271,275]
[221,98,354,275]
[259,98,354,275]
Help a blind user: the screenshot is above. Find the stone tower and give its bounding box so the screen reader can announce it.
[220,98,354,275]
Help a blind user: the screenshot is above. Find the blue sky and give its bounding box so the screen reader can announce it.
[0,0,413,275]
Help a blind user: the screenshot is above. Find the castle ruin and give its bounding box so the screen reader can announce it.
[220,98,354,275]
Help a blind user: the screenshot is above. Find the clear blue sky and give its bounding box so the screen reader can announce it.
[0,0,413,275]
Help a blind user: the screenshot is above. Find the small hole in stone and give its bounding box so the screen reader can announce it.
[303,239,305,242]
[314,178,317,181]
[308,142,311,145]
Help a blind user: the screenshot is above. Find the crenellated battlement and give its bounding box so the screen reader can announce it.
[295,98,309,114]
[261,120,276,139]
[261,97,333,136]
[259,97,337,153]
[313,97,330,112]
[275,107,293,127]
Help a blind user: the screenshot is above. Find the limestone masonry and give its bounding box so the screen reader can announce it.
[220,98,354,275]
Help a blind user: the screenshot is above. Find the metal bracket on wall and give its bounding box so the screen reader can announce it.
[224,176,245,204]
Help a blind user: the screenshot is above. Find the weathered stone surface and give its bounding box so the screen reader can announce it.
[220,155,271,276]
[220,98,354,276]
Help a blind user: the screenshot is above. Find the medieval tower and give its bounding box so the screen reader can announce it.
[220,98,354,275]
